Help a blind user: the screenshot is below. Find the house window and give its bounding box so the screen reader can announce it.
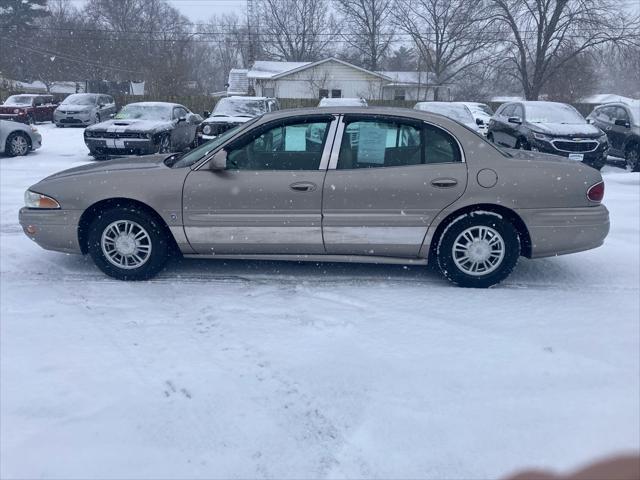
[331,89,342,98]
[394,89,406,101]
[263,87,275,98]
[319,89,329,99]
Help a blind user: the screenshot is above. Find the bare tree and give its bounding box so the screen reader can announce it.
[393,0,501,100]
[492,0,640,100]
[335,0,394,71]
[260,0,335,61]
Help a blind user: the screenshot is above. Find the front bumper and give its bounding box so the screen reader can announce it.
[0,113,28,123]
[518,205,610,258]
[529,138,608,168]
[55,111,92,126]
[19,208,83,254]
[85,137,158,156]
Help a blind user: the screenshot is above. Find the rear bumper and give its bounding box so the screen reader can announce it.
[517,205,610,258]
[19,208,82,254]
[0,113,28,123]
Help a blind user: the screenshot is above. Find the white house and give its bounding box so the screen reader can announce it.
[228,58,450,101]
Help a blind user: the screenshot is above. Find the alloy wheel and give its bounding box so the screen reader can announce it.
[100,220,152,269]
[10,135,29,156]
[452,226,506,276]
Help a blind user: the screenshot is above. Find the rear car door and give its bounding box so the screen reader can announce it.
[322,115,467,257]
[182,115,338,254]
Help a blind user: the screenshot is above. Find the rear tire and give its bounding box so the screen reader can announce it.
[437,213,520,288]
[87,207,169,280]
[5,132,30,156]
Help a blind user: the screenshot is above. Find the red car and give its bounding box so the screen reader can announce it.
[0,94,58,124]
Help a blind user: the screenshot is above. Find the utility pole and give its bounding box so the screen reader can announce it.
[247,0,259,66]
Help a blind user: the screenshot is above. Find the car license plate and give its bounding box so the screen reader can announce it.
[568,153,584,161]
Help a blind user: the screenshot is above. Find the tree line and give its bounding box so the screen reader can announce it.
[0,0,638,101]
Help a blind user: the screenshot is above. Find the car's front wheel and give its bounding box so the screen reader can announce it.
[625,144,640,172]
[157,134,171,153]
[437,213,520,288]
[5,132,30,156]
[87,207,169,280]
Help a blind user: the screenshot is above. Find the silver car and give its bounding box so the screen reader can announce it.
[54,93,116,127]
[0,119,42,156]
[19,107,609,288]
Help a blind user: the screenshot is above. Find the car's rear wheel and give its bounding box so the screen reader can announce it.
[437,213,520,288]
[87,207,169,280]
[5,132,30,156]
[625,144,639,172]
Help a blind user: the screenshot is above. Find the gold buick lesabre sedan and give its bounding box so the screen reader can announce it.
[19,107,609,288]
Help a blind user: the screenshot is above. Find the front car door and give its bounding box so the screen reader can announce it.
[609,105,632,154]
[322,114,467,257]
[492,104,514,147]
[171,106,190,150]
[182,114,338,254]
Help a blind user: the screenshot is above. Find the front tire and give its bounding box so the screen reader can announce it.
[157,134,171,154]
[87,207,169,280]
[625,144,640,172]
[437,213,520,288]
[5,132,30,156]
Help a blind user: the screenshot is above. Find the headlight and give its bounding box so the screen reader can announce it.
[25,191,61,209]
[203,125,212,135]
[13,108,20,114]
[533,132,552,141]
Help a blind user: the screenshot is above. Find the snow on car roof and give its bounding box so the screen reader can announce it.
[318,98,368,107]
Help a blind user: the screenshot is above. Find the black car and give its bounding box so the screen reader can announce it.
[488,101,609,170]
[587,102,640,172]
[198,96,279,145]
[84,102,202,160]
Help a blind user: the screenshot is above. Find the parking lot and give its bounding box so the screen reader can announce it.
[1,124,639,478]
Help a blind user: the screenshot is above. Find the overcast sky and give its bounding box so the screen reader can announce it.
[168,0,246,21]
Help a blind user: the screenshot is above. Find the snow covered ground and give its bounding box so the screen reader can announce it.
[1,124,639,479]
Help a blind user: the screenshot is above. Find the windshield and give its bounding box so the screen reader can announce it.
[211,98,267,118]
[171,118,260,168]
[416,103,474,124]
[115,104,171,121]
[470,104,493,116]
[4,95,34,106]
[526,103,585,124]
[62,94,97,106]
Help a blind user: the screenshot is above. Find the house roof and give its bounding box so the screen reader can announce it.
[379,71,434,86]
[247,61,311,79]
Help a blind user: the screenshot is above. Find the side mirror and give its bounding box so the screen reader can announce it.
[475,118,484,126]
[209,150,227,171]
[203,111,210,118]
[98,103,105,108]
[508,116,522,125]
[109,113,115,118]
[177,116,187,124]
[614,119,630,128]
[586,118,593,124]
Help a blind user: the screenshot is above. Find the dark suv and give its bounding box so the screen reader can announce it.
[488,101,608,170]
[587,102,640,171]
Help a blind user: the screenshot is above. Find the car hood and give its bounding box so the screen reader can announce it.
[505,149,582,164]
[87,119,173,132]
[204,115,253,124]
[527,122,602,137]
[57,105,93,112]
[42,154,168,181]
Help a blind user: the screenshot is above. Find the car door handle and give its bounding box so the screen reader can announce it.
[431,178,458,188]
[289,182,317,192]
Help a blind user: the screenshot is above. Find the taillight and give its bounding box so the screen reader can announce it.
[587,181,605,203]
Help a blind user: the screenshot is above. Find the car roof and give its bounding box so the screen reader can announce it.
[125,101,184,108]
[254,106,467,127]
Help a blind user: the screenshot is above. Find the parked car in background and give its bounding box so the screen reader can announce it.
[587,101,640,172]
[0,94,58,124]
[488,101,609,170]
[414,102,484,134]
[54,93,116,127]
[84,102,201,159]
[457,102,493,135]
[21,107,608,288]
[0,119,42,156]
[318,97,368,107]
[198,96,279,144]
